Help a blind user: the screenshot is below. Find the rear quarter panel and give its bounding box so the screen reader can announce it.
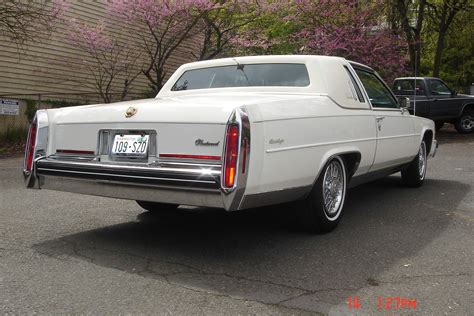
[412,116,436,149]
[244,96,377,195]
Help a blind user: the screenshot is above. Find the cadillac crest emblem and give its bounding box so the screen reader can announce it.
[125,107,138,118]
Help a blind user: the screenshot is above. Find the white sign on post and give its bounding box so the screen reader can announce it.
[0,99,20,116]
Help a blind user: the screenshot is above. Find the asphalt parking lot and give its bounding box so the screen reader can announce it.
[0,128,473,315]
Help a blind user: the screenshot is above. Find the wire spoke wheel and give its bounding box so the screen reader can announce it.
[322,159,345,219]
[418,141,427,179]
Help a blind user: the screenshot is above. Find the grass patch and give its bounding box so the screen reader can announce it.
[0,126,28,145]
[0,126,28,157]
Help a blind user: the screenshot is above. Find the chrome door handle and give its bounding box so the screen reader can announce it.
[376,116,385,131]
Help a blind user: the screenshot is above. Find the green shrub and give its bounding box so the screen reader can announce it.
[24,99,37,122]
[0,126,28,145]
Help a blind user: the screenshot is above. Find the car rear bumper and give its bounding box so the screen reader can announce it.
[30,157,243,210]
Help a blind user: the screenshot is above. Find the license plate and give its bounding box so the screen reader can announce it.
[111,134,149,157]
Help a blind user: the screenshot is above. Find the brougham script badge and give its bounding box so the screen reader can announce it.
[195,139,220,146]
[125,107,138,118]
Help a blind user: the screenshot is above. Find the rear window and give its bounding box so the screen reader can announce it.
[393,79,426,95]
[171,63,310,91]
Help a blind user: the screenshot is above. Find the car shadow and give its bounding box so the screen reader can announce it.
[33,176,467,313]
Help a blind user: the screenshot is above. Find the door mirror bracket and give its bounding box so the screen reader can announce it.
[398,97,410,109]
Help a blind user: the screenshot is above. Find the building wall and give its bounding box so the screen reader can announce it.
[0,1,202,100]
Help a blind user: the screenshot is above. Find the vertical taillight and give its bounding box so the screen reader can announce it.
[223,124,240,188]
[24,117,38,173]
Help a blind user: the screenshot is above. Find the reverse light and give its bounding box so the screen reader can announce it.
[24,116,38,173]
[223,124,240,188]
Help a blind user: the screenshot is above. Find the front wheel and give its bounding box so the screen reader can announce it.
[455,110,474,134]
[295,156,347,233]
[136,200,179,212]
[401,141,427,187]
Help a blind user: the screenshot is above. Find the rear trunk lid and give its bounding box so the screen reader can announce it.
[48,97,241,160]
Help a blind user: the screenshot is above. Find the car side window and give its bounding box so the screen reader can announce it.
[354,69,398,109]
[427,80,451,96]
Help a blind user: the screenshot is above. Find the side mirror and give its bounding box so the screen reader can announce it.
[398,97,410,109]
[451,90,457,97]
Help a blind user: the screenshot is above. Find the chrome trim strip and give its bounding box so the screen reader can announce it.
[37,159,221,177]
[377,133,419,140]
[239,185,311,210]
[38,168,217,185]
[266,137,377,153]
[48,154,99,162]
[266,134,420,153]
[253,113,374,123]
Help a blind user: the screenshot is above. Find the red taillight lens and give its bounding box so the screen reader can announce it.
[224,124,240,188]
[24,118,38,172]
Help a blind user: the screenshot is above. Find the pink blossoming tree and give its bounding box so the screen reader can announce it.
[294,0,407,82]
[66,21,143,103]
[109,0,216,93]
[232,0,407,81]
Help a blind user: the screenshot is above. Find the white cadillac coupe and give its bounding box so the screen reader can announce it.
[24,56,438,233]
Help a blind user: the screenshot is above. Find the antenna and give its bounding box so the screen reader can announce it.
[413,50,417,116]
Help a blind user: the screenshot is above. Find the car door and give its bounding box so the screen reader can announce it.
[354,67,418,171]
[426,79,459,119]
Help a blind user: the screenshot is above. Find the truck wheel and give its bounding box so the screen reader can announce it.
[296,156,347,233]
[435,121,444,131]
[455,109,474,133]
[136,200,179,212]
[401,141,427,187]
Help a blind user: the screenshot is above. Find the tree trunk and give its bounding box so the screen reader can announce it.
[433,29,446,77]
[395,0,426,76]
[429,0,469,77]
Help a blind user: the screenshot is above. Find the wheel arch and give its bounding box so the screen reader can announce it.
[311,149,362,189]
[422,129,434,154]
[460,103,474,116]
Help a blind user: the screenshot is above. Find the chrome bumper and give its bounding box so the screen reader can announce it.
[31,158,242,210]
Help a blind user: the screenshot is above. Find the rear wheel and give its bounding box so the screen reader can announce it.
[136,200,179,212]
[296,156,347,233]
[401,141,427,187]
[455,109,474,134]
